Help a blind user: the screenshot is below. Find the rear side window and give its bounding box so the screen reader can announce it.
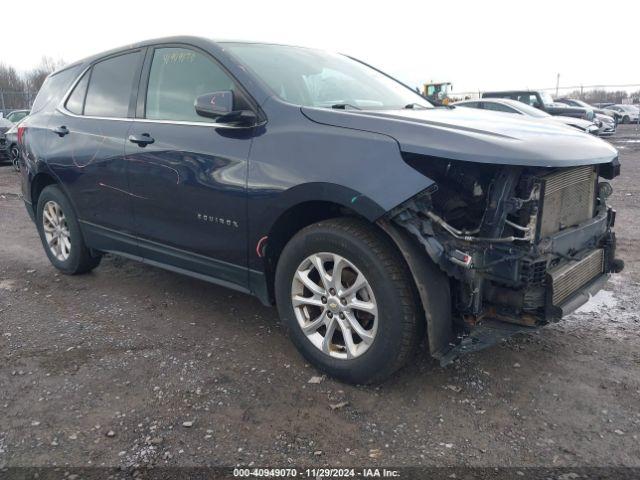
[84,51,142,118]
[145,47,237,122]
[31,66,81,113]
[483,102,517,113]
[65,71,90,115]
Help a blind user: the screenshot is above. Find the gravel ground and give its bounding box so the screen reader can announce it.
[0,125,639,471]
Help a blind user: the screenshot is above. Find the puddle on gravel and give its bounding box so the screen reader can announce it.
[575,290,618,314]
[564,274,639,340]
[0,279,16,291]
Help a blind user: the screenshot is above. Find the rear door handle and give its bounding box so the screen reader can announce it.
[52,126,69,137]
[128,133,155,147]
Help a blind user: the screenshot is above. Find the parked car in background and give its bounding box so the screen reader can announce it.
[454,98,600,135]
[5,109,30,123]
[482,90,594,120]
[556,98,620,123]
[18,37,622,383]
[594,113,616,136]
[593,102,615,109]
[605,105,639,124]
[0,117,14,163]
[4,121,22,170]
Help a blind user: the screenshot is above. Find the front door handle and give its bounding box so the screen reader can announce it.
[128,133,155,147]
[52,126,69,137]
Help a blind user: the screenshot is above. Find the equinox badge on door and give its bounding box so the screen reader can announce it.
[197,213,239,228]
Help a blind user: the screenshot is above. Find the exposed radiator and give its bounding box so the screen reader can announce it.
[539,166,597,238]
[549,249,604,305]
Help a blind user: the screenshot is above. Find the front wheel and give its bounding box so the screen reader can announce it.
[275,218,421,384]
[622,115,630,124]
[36,185,101,274]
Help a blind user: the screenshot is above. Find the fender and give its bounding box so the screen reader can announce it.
[265,182,386,223]
[247,99,437,274]
[378,218,453,359]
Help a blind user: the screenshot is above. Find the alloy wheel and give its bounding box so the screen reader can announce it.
[42,200,71,261]
[291,252,378,359]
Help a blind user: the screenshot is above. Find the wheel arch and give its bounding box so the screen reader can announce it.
[30,171,59,207]
[261,198,371,303]
[256,183,387,288]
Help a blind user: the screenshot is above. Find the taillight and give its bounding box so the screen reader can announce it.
[17,125,26,144]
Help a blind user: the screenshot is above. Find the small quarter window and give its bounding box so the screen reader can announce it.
[65,71,90,115]
[30,66,81,114]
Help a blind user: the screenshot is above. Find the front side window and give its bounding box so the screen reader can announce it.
[224,43,432,110]
[145,47,238,122]
[84,51,141,118]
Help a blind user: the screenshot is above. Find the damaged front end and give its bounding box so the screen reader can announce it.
[387,153,624,364]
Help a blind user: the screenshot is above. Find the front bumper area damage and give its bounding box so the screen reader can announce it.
[387,155,624,365]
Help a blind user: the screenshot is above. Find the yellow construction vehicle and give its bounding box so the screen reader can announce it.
[422,82,453,105]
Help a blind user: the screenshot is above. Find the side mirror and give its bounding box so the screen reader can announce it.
[195,91,257,126]
[195,91,234,119]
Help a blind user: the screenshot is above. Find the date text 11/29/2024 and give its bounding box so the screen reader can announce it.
[233,467,401,477]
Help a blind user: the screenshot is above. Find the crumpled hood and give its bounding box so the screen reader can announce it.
[301,106,618,167]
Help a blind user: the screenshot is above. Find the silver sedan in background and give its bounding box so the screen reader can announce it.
[454,98,602,135]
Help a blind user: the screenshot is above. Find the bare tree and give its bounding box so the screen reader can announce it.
[0,57,65,111]
[565,88,629,104]
[0,63,27,109]
[24,56,65,93]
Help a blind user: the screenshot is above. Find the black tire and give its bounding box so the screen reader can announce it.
[275,217,421,384]
[36,184,101,274]
[622,115,630,124]
[10,144,20,171]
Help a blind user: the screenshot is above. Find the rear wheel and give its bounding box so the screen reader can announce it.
[36,185,101,274]
[9,144,19,171]
[275,217,421,384]
[622,115,630,124]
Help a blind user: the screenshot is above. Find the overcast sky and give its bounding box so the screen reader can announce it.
[3,0,638,93]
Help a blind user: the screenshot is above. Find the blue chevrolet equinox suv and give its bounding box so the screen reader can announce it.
[18,37,622,383]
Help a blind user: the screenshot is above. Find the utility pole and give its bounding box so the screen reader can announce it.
[555,73,560,97]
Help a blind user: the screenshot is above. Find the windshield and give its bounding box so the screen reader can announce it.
[513,101,551,118]
[224,43,432,110]
[539,91,555,106]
